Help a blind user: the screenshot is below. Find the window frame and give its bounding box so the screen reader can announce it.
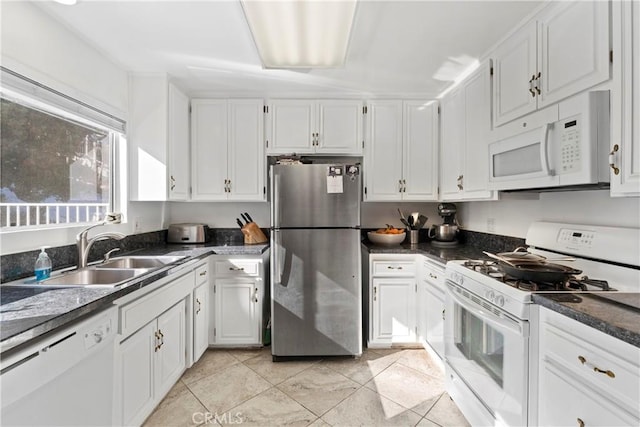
[0,67,125,233]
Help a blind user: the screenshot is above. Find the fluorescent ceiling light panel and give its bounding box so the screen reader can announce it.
[241,0,358,69]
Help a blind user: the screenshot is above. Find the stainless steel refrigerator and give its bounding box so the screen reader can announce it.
[270,160,362,359]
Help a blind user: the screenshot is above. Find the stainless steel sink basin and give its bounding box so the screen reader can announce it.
[42,268,148,287]
[97,255,184,269]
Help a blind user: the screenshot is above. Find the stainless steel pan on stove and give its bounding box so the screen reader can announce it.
[483,251,582,283]
[497,247,575,263]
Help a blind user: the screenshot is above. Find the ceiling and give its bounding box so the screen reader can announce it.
[38,0,543,98]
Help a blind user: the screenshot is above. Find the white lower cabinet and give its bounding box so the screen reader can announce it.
[117,300,185,426]
[210,254,268,347]
[368,255,418,346]
[419,258,446,359]
[192,262,210,362]
[114,268,199,426]
[536,306,640,426]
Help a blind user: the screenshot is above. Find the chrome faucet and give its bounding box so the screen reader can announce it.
[77,221,126,269]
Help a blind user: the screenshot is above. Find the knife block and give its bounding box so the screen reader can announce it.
[241,222,268,244]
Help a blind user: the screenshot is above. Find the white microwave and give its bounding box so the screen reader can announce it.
[488,91,610,191]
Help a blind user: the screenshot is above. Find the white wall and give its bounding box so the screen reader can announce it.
[0,2,166,255]
[459,190,640,238]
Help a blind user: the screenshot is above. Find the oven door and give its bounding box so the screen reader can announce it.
[444,281,529,427]
[488,122,560,191]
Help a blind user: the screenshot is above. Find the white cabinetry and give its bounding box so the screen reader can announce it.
[440,62,496,201]
[419,257,446,359]
[536,307,640,427]
[114,271,194,426]
[493,1,610,126]
[611,0,640,197]
[368,255,418,346]
[129,75,189,201]
[193,262,210,362]
[267,99,363,155]
[117,299,186,426]
[210,256,267,346]
[191,99,265,201]
[364,100,438,201]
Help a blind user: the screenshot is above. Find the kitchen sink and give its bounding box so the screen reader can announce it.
[96,255,185,269]
[41,268,149,287]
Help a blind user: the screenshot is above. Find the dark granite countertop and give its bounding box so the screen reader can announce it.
[0,243,269,354]
[533,293,640,348]
[362,240,491,265]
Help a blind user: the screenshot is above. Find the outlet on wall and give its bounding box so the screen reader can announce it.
[134,216,142,233]
[487,217,496,233]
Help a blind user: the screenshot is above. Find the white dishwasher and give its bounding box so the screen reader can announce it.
[1,306,117,426]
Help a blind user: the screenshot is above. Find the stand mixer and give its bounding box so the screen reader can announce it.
[428,203,459,246]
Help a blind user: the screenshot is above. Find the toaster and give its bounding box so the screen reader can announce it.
[167,223,209,244]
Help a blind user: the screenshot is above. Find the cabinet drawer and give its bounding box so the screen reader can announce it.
[195,263,209,285]
[372,260,416,276]
[119,271,194,338]
[214,260,260,276]
[538,360,638,427]
[541,311,640,413]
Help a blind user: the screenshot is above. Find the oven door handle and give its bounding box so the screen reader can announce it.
[446,282,524,336]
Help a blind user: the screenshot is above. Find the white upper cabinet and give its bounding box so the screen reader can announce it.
[493,1,610,127]
[129,75,190,201]
[267,99,363,155]
[365,100,438,201]
[611,0,640,197]
[440,62,496,201]
[191,99,265,201]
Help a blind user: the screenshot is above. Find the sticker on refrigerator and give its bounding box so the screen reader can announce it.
[327,166,344,193]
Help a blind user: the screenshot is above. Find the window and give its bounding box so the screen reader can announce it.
[0,68,125,230]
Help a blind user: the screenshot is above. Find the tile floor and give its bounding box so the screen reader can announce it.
[143,347,470,427]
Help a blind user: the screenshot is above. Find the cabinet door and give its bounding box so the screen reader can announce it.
[317,100,363,154]
[463,63,495,200]
[364,101,403,201]
[117,322,156,427]
[403,101,439,201]
[227,99,265,201]
[269,100,315,154]
[167,83,190,201]
[538,1,610,108]
[191,99,228,200]
[371,278,416,344]
[439,88,465,200]
[611,0,640,197]
[193,283,209,362]
[129,75,169,201]
[424,284,445,359]
[214,279,260,345]
[155,300,186,400]
[492,22,538,126]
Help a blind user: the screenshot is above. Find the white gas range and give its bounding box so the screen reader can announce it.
[443,221,640,427]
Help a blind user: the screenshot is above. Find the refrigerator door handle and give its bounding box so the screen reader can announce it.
[272,230,292,287]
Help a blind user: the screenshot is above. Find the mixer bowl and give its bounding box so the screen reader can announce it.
[429,224,458,241]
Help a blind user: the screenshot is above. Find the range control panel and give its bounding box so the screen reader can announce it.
[557,228,595,249]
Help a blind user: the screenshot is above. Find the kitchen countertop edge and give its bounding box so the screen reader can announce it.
[533,294,640,348]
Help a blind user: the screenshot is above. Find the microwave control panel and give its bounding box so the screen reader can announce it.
[559,117,581,174]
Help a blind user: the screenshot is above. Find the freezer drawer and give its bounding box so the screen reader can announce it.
[271,228,362,356]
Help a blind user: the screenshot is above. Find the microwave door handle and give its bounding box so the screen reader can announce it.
[445,282,524,335]
[540,123,555,177]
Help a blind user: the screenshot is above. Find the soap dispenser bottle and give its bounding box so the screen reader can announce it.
[34,248,52,282]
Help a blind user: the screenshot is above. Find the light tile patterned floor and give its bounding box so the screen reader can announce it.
[143,347,470,427]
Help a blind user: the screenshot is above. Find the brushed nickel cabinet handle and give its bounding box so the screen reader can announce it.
[373,286,377,301]
[196,298,201,315]
[609,144,620,175]
[229,267,245,271]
